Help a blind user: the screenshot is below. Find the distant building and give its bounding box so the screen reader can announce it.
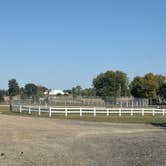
[45,89,68,96]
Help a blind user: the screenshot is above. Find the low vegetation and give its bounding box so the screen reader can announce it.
[0,105,9,113]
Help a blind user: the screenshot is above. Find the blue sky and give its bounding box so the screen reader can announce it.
[0,0,166,89]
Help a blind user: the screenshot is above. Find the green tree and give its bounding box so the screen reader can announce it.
[0,90,4,102]
[24,83,37,98]
[72,85,82,97]
[130,73,159,104]
[20,87,27,99]
[8,79,19,97]
[0,89,8,96]
[143,73,158,99]
[130,76,145,98]
[36,85,48,97]
[8,79,19,111]
[155,74,166,99]
[81,88,96,97]
[159,83,166,100]
[155,74,166,88]
[93,70,129,98]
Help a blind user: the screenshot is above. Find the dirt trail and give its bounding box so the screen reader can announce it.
[0,115,165,166]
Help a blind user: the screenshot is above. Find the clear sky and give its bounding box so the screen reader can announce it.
[0,0,166,89]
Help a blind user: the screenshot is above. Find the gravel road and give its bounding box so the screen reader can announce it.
[0,115,165,166]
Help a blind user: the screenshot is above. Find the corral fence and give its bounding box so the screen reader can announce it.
[12,104,166,117]
[105,97,149,108]
[12,97,149,108]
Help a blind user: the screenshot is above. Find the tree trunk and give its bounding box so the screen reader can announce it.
[9,96,13,112]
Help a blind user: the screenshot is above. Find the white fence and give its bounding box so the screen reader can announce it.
[13,105,166,117]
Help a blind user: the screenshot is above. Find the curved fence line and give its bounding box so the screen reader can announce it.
[12,105,166,117]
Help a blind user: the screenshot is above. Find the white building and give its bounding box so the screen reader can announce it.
[45,90,65,96]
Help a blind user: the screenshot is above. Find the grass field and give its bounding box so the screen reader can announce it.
[0,105,166,125]
[0,105,9,113]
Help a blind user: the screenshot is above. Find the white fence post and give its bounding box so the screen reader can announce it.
[153,109,155,116]
[131,109,133,116]
[119,108,122,117]
[107,108,109,116]
[28,106,31,114]
[163,109,165,116]
[49,107,52,117]
[20,105,22,113]
[94,107,96,117]
[38,106,41,116]
[80,108,82,117]
[65,108,68,117]
[142,108,144,116]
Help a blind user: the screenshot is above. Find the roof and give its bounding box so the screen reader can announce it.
[49,90,65,95]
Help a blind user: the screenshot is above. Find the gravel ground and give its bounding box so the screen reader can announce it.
[0,114,165,166]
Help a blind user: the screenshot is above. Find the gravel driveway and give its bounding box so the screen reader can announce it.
[0,115,165,166]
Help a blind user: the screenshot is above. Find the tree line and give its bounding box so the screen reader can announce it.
[0,79,48,102]
[0,70,166,104]
[67,71,166,104]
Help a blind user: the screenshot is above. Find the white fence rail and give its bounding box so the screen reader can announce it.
[13,105,166,117]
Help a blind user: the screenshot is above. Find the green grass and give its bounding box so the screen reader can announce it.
[0,105,166,124]
[0,105,9,113]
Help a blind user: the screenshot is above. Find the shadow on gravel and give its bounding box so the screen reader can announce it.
[151,123,166,129]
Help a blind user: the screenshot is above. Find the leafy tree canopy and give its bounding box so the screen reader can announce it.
[24,83,37,98]
[0,90,4,102]
[130,73,165,99]
[93,70,129,98]
[8,79,19,97]
[159,83,166,99]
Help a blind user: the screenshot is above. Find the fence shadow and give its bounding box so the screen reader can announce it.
[151,123,166,129]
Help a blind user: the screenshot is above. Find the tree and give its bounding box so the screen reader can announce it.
[36,85,48,97]
[20,87,27,99]
[24,83,37,98]
[8,79,19,97]
[0,89,8,96]
[93,70,129,98]
[130,76,145,98]
[130,73,159,104]
[81,88,96,97]
[159,83,166,100]
[155,74,166,98]
[143,73,158,99]
[155,74,166,88]
[8,79,19,111]
[75,86,82,96]
[0,90,4,102]
[72,85,82,97]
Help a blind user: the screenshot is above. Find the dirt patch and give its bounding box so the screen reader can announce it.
[0,115,165,166]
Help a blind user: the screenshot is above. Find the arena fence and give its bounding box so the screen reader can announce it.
[12,104,166,117]
[12,97,149,108]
